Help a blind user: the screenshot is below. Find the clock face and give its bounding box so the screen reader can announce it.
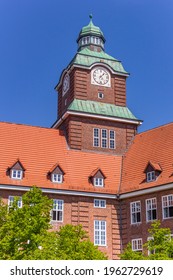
[62,73,70,95]
[91,67,110,87]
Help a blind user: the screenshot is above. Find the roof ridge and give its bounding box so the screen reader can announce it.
[0,121,54,131]
[138,121,173,136]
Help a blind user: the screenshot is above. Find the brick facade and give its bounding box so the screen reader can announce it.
[0,18,172,260]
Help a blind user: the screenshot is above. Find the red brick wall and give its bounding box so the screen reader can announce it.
[61,115,137,154]
[57,67,127,120]
[0,188,121,260]
[121,189,173,251]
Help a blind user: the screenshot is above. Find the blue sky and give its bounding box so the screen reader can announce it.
[0,0,173,133]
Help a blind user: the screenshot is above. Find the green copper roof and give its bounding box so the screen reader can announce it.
[68,99,138,120]
[71,48,128,74]
[77,15,105,43]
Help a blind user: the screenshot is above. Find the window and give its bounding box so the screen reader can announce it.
[94,199,106,208]
[146,171,155,182]
[94,220,106,246]
[101,129,107,148]
[93,128,115,149]
[109,130,115,149]
[8,196,22,208]
[131,201,141,224]
[98,92,104,99]
[52,199,63,222]
[94,178,104,187]
[162,195,173,219]
[11,170,23,180]
[51,174,63,183]
[146,198,157,222]
[132,238,143,251]
[93,128,100,147]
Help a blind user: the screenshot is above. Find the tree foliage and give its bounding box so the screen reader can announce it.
[120,221,173,260]
[0,187,107,260]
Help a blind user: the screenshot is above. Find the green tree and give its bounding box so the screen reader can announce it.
[0,187,107,260]
[120,221,173,260]
[55,224,107,260]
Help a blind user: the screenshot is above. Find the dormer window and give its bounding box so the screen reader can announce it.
[8,160,25,180]
[90,168,106,187]
[144,161,162,183]
[94,177,104,187]
[146,171,155,182]
[49,164,64,184]
[51,174,63,183]
[11,170,23,180]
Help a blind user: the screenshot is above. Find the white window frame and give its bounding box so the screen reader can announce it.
[101,129,107,148]
[51,199,64,222]
[94,220,106,246]
[146,198,157,222]
[93,128,100,147]
[131,201,141,224]
[162,195,173,219]
[94,199,106,208]
[8,196,22,208]
[132,238,143,251]
[109,130,115,149]
[146,171,155,182]
[11,169,23,180]
[94,178,104,187]
[51,174,63,183]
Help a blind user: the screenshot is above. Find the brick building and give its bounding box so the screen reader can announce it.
[0,17,173,259]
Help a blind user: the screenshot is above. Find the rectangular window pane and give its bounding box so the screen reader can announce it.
[131,201,141,224]
[146,198,157,221]
[101,129,107,148]
[94,220,106,246]
[93,128,100,147]
[94,199,106,208]
[52,199,63,221]
[109,130,115,149]
[163,195,173,219]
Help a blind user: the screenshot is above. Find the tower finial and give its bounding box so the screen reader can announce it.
[89,14,93,20]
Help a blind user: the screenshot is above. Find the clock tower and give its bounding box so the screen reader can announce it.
[53,16,142,154]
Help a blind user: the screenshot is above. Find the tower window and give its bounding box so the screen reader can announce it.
[93,128,100,147]
[98,92,104,99]
[101,129,107,148]
[109,130,115,149]
[93,128,116,149]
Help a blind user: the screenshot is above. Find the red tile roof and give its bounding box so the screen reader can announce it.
[0,122,122,194]
[121,123,173,194]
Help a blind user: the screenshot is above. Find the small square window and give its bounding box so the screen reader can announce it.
[94,199,106,208]
[11,170,23,180]
[98,92,104,99]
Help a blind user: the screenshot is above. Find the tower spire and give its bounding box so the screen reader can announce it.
[76,16,105,51]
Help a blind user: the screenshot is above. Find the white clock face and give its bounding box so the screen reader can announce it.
[62,73,70,96]
[91,67,111,87]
